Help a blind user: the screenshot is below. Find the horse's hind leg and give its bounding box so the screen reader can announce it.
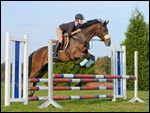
[28,68,40,96]
[28,61,44,96]
[28,64,48,97]
[28,47,48,97]
[34,64,48,79]
[28,69,44,97]
[29,82,37,97]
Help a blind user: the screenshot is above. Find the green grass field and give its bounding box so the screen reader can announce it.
[1,83,149,112]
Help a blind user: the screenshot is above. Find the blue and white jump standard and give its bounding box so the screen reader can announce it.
[5,32,28,106]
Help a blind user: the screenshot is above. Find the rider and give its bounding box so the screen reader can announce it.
[54,13,85,59]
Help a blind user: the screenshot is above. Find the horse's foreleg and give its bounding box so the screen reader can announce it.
[84,53,95,67]
[79,53,95,67]
[86,53,95,61]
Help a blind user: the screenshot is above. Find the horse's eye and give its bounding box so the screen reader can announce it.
[104,29,107,32]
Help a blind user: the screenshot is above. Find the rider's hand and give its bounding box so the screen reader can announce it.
[77,29,81,32]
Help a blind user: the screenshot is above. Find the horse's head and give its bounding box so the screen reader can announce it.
[95,20,111,46]
[76,19,111,46]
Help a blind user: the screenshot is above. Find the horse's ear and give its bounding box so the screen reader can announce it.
[98,18,102,23]
[106,20,109,25]
[103,20,109,25]
[103,20,106,25]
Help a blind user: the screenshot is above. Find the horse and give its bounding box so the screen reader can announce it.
[28,19,111,96]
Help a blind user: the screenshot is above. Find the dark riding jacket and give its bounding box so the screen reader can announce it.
[59,21,77,37]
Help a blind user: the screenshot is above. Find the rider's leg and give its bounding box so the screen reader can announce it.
[56,26,63,43]
[54,26,63,58]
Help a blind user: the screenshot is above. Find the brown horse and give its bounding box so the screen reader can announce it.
[28,19,111,96]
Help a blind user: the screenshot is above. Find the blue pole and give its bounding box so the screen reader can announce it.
[14,41,20,98]
[117,51,121,95]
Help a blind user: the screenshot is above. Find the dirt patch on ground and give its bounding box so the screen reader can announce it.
[86,82,112,87]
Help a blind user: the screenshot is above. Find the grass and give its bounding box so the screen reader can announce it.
[1,82,149,112]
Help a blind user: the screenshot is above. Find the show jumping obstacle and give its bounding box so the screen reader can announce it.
[5,32,28,106]
[5,32,144,109]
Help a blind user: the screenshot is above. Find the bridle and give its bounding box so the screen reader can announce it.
[78,31,96,45]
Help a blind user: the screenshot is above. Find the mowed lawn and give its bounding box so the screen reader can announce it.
[1,83,149,112]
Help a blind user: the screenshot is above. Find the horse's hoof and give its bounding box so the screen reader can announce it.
[28,94,34,97]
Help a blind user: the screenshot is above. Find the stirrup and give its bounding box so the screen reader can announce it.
[53,53,58,60]
[53,56,59,61]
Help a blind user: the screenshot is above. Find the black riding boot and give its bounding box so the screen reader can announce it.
[53,42,61,59]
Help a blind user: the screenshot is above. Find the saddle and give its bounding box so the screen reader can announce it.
[52,35,70,52]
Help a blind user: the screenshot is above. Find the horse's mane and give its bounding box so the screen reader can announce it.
[78,19,104,29]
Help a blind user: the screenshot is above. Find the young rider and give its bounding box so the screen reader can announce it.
[54,13,85,59]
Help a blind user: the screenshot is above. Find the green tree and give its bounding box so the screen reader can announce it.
[95,56,111,74]
[122,8,149,90]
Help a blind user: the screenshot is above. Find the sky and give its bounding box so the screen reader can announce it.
[1,1,149,63]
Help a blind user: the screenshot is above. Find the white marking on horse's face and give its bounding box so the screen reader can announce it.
[104,34,111,40]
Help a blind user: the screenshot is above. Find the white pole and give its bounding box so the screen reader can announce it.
[119,50,123,97]
[12,44,15,99]
[19,42,22,99]
[23,34,28,105]
[48,39,53,100]
[128,51,144,103]
[38,39,62,109]
[134,51,138,98]
[5,32,11,106]
[122,46,126,99]
[111,46,116,101]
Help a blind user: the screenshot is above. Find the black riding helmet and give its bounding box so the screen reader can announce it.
[75,13,84,20]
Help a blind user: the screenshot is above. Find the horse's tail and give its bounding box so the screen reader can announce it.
[28,51,35,77]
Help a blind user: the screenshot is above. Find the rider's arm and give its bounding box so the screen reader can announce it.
[70,29,81,36]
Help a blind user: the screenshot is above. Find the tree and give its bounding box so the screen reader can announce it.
[95,56,111,74]
[122,7,149,90]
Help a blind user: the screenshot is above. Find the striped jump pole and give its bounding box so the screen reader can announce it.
[29,78,113,83]
[29,94,113,101]
[5,32,28,106]
[29,86,113,91]
[53,74,135,79]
